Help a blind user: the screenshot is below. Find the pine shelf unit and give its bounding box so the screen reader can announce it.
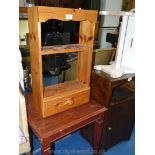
[41,44,90,55]
[28,6,97,117]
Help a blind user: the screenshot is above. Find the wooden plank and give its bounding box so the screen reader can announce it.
[128,0,135,10]
[19,7,28,13]
[43,80,88,99]
[41,44,90,55]
[77,20,96,86]
[28,7,43,115]
[37,6,98,23]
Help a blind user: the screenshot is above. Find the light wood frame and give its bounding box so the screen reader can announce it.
[28,6,97,117]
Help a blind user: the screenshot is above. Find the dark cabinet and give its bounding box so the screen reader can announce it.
[80,70,135,150]
[102,99,135,149]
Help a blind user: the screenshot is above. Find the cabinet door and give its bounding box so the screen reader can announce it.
[102,99,135,150]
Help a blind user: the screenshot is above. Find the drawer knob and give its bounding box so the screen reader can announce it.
[54,98,74,107]
[65,98,74,105]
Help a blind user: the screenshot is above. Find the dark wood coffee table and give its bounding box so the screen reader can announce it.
[26,94,107,155]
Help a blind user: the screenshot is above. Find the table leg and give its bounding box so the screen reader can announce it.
[41,138,52,155]
[93,118,104,155]
[28,126,34,154]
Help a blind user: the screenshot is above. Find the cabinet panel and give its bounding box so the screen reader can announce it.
[90,71,112,107]
[102,99,135,149]
[80,71,135,150]
[80,98,135,150]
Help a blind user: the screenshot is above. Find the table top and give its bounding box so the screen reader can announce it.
[26,94,107,140]
[92,70,135,82]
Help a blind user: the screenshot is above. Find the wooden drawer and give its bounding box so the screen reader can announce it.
[42,88,90,117]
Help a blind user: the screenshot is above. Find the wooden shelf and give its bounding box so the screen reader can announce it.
[43,80,88,99]
[41,44,90,55]
[19,7,28,13]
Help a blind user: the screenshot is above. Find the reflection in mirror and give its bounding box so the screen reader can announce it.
[42,52,78,87]
[41,19,80,87]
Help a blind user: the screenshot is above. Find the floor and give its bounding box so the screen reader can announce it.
[30,127,135,155]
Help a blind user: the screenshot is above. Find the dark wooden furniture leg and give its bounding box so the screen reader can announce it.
[41,138,51,155]
[50,143,55,155]
[93,118,104,155]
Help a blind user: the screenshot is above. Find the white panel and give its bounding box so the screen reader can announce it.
[94,11,135,78]
[115,16,129,68]
[99,11,133,16]
[103,0,123,27]
[121,14,135,69]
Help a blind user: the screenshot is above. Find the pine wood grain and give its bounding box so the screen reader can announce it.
[43,88,90,117]
[43,80,87,98]
[28,6,97,117]
[37,6,98,23]
[41,44,90,55]
[28,7,44,115]
[77,20,95,86]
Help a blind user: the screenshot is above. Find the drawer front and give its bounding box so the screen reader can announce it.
[43,88,90,117]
